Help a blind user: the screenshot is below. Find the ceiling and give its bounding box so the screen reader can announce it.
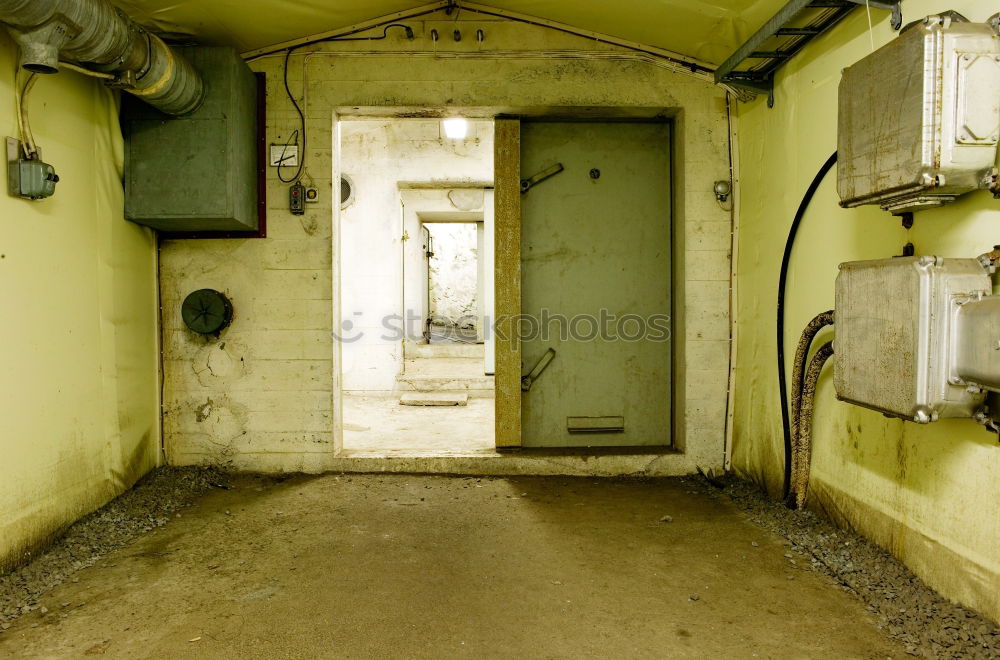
[111,0,784,66]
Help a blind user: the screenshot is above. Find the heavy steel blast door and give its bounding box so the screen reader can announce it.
[519,121,671,448]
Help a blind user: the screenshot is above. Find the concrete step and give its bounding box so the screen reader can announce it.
[404,341,484,359]
[396,377,495,397]
[401,357,485,377]
[399,392,469,407]
[396,357,494,397]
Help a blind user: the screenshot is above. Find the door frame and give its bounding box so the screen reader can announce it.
[332,108,680,455]
[494,119,522,449]
[398,188,492,368]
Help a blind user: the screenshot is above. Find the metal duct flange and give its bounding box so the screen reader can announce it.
[0,0,203,116]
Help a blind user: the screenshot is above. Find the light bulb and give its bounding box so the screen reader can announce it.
[442,118,469,139]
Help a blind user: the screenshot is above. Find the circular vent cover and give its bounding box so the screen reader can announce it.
[340,175,355,209]
[182,289,233,335]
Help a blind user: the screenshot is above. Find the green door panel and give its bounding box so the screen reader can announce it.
[520,121,671,448]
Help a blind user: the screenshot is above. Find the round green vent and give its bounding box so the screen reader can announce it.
[182,289,233,335]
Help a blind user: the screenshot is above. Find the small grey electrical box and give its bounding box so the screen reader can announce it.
[6,137,58,200]
[834,256,993,423]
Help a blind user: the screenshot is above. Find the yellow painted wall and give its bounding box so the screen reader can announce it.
[732,1,1000,622]
[0,35,160,571]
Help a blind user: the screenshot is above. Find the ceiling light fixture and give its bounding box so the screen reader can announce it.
[442,118,469,139]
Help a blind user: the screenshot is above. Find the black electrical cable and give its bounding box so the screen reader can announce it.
[275,129,301,183]
[278,24,414,184]
[279,50,306,183]
[778,151,837,502]
[315,23,414,43]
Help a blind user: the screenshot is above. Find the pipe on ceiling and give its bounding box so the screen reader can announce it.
[0,0,203,115]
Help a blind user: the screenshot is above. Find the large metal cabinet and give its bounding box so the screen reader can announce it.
[122,47,259,233]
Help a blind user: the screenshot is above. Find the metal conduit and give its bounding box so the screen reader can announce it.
[0,0,203,115]
[790,311,835,453]
[789,341,835,510]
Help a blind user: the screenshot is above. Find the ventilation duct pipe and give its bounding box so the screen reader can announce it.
[0,0,203,115]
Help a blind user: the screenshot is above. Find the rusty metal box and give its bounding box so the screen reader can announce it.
[837,14,1000,213]
[834,256,992,422]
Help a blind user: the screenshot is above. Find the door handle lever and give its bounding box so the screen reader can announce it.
[520,163,564,194]
[521,348,556,392]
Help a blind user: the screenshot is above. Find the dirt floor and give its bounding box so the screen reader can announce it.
[0,470,996,659]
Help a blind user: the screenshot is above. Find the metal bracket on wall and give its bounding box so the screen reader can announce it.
[715,0,902,107]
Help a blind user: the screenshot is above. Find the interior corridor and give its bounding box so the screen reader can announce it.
[2,0,999,655]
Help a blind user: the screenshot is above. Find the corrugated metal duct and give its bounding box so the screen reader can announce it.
[0,0,203,115]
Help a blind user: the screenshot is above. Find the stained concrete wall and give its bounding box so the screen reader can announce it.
[339,119,492,392]
[159,11,732,472]
[0,36,160,571]
[731,1,1000,622]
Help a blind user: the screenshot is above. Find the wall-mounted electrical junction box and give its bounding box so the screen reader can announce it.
[835,255,1000,425]
[6,137,58,201]
[838,13,1000,213]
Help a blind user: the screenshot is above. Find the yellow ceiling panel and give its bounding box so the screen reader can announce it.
[476,1,778,66]
[112,1,432,51]
[111,0,786,65]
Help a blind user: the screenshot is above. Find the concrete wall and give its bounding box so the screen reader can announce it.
[0,36,160,571]
[160,11,732,471]
[730,1,1000,622]
[339,119,492,391]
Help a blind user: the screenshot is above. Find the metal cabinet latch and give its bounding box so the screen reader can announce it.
[521,163,564,194]
[521,348,556,392]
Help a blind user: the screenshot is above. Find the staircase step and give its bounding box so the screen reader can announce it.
[404,341,484,359]
[400,392,469,407]
[402,357,485,378]
[396,356,494,397]
[396,375,495,396]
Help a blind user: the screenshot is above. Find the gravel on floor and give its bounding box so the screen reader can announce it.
[700,475,1000,659]
[0,467,225,629]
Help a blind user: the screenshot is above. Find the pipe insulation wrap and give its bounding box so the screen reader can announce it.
[0,0,203,115]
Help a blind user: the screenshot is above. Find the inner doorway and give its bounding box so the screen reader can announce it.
[337,118,496,454]
[425,222,482,345]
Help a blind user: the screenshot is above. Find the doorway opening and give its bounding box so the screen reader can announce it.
[337,118,496,455]
[425,222,481,345]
